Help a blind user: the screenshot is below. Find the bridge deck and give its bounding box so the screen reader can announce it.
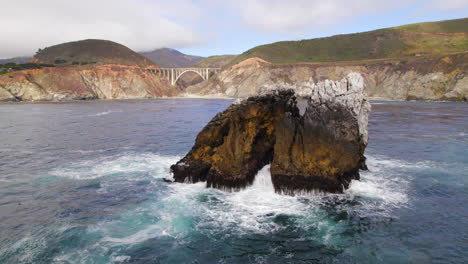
[146,67,221,85]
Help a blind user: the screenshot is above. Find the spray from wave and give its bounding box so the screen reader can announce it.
[44,152,421,262]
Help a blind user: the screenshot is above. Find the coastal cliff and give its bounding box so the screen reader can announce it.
[185,54,468,101]
[0,65,175,101]
[171,73,370,194]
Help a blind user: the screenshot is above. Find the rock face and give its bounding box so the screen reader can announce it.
[171,73,370,194]
[185,54,468,101]
[171,91,297,190]
[0,65,175,101]
[271,73,369,194]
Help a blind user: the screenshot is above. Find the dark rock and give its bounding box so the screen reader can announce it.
[170,90,297,190]
[171,73,370,194]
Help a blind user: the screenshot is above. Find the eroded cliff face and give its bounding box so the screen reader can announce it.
[185,54,468,101]
[0,65,175,101]
[171,73,370,194]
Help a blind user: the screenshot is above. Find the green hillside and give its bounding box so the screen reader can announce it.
[192,55,237,68]
[33,39,155,67]
[228,18,468,66]
[140,48,204,67]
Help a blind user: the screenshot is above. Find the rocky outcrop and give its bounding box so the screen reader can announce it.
[271,73,369,194]
[0,87,15,101]
[185,54,468,101]
[171,73,370,194]
[170,91,296,190]
[0,65,175,101]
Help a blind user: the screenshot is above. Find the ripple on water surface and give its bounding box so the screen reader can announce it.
[0,100,466,263]
[16,152,415,263]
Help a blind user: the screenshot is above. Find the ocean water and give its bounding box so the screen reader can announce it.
[0,99,466,264]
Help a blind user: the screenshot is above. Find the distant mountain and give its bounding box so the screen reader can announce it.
[228,17,468,66]
[192,55,236,68]
[33,39,155,67]
[140,48,204,68]
[0,56,32,64]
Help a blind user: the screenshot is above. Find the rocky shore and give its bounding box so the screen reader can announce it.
[171,73,370,194]
[1,53,466,102]
[186,54,467,101]
[0,65,175,101]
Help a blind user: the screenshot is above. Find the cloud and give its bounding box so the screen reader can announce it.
[426,0,468,10]
[0,0,202,58]
[226,0,413,33]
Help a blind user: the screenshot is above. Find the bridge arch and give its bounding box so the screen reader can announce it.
[174,69,206,85]
[148,67,220,85]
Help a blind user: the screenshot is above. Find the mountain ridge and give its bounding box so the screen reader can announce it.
[139,48,204,68]
[227,17,468,66]
[33,39,156,67]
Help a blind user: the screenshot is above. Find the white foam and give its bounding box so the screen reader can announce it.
[112,255,131,262]
[87,110,122,117]
[102,224,163,244]
[367,155,434,170]
[50,153,179,180]
[348,174,408,206]
[343,155,414,217]
[156,158,413,236]
[166,165,315,234]
[56,154,415,253]
[0,234,46,263]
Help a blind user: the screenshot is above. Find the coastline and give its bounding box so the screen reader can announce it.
[0,96,466,104]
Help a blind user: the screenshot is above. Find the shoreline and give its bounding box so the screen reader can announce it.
[0,96,466,105]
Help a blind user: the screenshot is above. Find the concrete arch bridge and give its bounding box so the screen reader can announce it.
[147,68,221,85]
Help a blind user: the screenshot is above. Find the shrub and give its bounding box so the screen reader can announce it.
[54,59,67,64]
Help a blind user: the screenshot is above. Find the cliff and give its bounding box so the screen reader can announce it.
[185,54,468,101]
[0,65,175,101]
[171,73,370,194]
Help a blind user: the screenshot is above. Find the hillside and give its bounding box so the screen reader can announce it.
[228,18,468,66]
[140,48,204,67]
[192,55,237,68]
[186,53,467,101]
[0,56,31,64]
[33,39,156,67]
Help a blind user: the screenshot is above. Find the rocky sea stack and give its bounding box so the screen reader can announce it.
[171,72,370,194]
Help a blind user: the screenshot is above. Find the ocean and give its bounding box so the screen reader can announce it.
[0,99,466,263]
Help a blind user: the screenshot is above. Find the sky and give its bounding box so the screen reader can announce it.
[0,0,467,59]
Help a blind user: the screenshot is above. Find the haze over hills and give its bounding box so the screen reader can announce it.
[0,57,31,64]
[33,39,156,67]
[139,48,204,68]
[228,18,468,66]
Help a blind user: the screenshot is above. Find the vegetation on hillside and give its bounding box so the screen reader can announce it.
[0,63,55,75]
[33,39,155,67]
[192,55,236,68]
[394,18,468,33]
[140,48,204,68]
[228,18,468,66]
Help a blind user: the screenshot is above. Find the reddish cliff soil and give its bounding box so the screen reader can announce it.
[0,64,175,101]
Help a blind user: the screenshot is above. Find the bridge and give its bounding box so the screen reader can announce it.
[147,68,221,85]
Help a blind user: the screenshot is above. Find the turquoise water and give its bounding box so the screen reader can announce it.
[0,100,467,263]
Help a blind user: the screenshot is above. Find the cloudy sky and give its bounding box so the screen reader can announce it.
[0,0,466,58]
